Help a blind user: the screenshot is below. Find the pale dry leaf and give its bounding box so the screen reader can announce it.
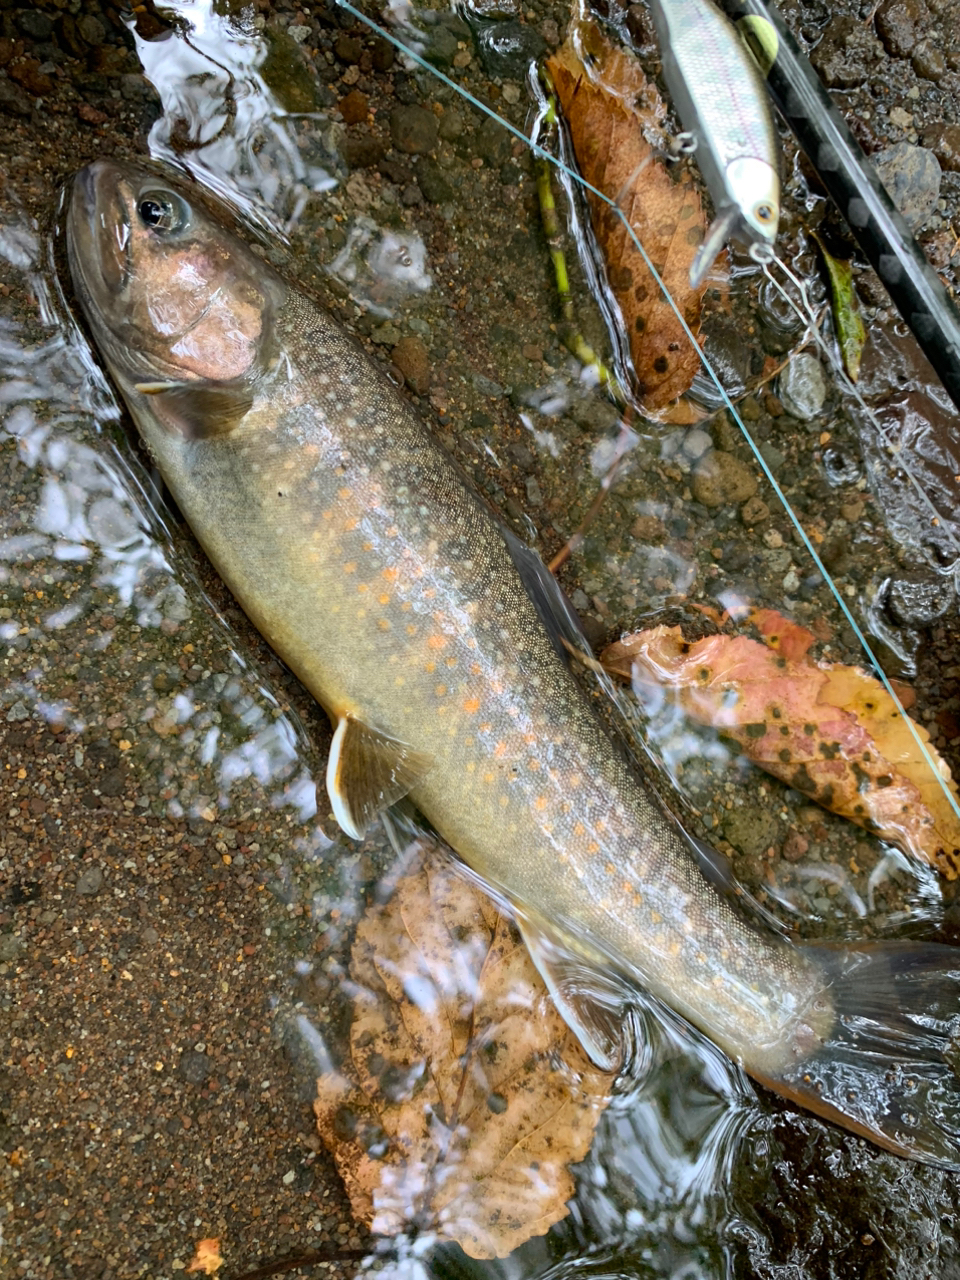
[314,847,613,1259]
[602,614,960,877]
[547,22,722,410]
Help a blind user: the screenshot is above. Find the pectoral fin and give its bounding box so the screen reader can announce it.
[326,714,432,840]
[133,379,254,439]
[689,204,740,288]
[516,913,635,1073]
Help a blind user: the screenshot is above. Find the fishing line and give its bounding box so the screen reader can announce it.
[760,252,960,570]
[336,0,960,826]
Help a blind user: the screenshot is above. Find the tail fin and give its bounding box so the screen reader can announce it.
[753,941,960,1168]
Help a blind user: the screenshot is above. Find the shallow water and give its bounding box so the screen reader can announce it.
[2,0,960,1276]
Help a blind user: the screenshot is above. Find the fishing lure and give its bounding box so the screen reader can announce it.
[649,0,781,285]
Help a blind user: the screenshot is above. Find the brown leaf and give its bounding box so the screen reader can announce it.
[602,613,960,878]
[547,23,720,410]
[314,847,612,1259]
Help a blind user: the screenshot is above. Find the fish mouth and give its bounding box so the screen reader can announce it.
[68,160,134,304]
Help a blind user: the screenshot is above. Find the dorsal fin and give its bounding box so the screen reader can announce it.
[326,714,432,840]
[133,379,254,439]
[501,526,592,664]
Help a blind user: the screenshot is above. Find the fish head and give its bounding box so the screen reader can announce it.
[66,160,282,399]
[725,156,780,256]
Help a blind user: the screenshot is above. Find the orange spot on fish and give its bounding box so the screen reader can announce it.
[379,594,390,605]
[650,911,662,924]
[378,618,390,631]
[382,567,399,582]
[622,881,633,895]
[406,624,417,636]
[387,525,399,537]
[425,661,436,674]
[343,518,358,532]
[575,824,586,838]
[587,842,600,854]
[527,759,540,771]
[435,685,447,697]
[338,487,352,499]
[427,635,447,650]
[362,541,373,551]
[494,742,507,759]
[343,562,356,574]
[356,583,368,593]
[534,796,548,812]
[463,698,480,713]
[471,663,483,676]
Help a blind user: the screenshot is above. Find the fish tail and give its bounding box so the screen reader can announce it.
[754,940,960,1168]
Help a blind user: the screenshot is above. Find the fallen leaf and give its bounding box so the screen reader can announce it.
[602,613,960,877]
[186,1238,223,1275]
[315,846,613,1259]
[813,233,866,382]
[547,22,721,410]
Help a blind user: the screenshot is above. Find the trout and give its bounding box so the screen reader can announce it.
[66,160,960,1167]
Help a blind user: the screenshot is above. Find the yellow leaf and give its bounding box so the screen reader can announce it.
[602,613,960,878]
[315,845,613,1259]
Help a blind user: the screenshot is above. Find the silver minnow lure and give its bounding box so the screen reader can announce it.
[649,0,780,285]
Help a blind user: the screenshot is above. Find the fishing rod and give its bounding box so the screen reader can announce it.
[717,0,960,417]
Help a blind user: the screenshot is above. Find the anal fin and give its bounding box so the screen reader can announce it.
[326,714,432,841]
[516,912,637,1073]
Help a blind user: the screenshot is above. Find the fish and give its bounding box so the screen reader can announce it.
[648,0,780,286]
[66,159,960,1169]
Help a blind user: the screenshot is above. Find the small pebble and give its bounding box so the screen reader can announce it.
[76,865,103,896]
[691,451,759,508]
[873,141,941,229]
[390,105,439,155]
[391,335,431,395]
[740,495,769,526]
[778,353,826,420]
[178,1049,213,1085]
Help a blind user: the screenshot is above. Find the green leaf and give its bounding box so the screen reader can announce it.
[814,233,866,383]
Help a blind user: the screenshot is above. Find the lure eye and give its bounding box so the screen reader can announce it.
[754,202,776,224]
[137,190,190,234]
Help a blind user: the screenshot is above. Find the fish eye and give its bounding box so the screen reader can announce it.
[754,202,776,224]
[137,190,190,234]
